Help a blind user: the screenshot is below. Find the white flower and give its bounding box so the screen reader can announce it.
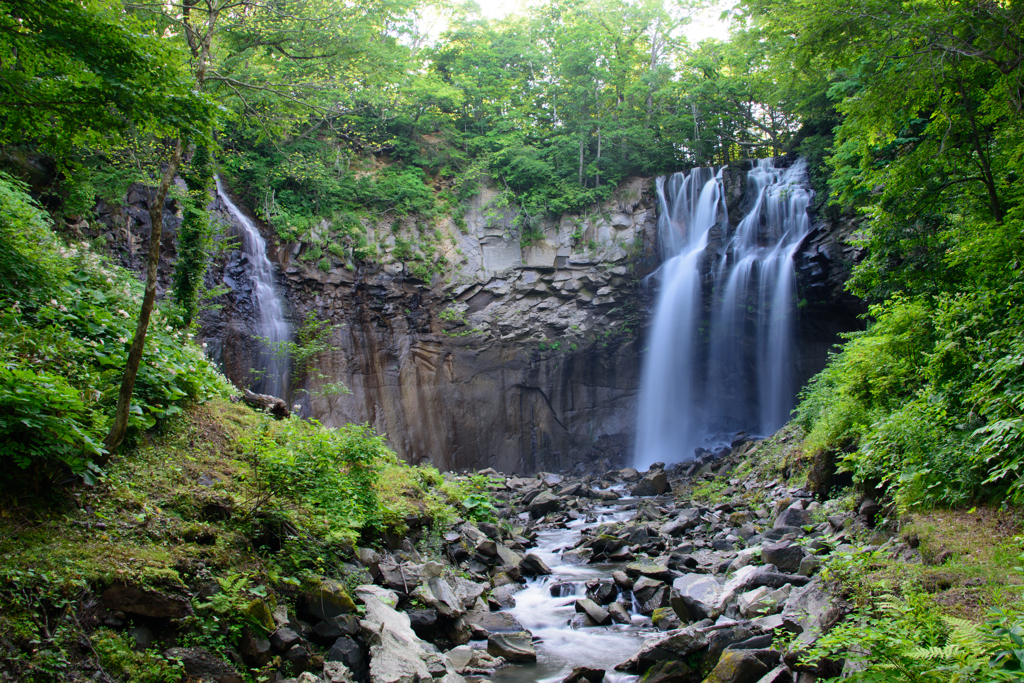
[202,342,208,348]
[49,299,59,307]
[118,336,127,344]
[106,278,114,284]
[166,326,172,332]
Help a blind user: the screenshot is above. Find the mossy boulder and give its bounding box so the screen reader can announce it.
[300,578,356,621]
[245,598,276,634]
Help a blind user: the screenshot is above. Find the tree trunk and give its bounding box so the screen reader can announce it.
[100,140,183,461]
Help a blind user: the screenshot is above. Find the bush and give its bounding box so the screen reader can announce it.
[0,172,233,489]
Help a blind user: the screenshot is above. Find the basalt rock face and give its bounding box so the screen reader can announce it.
[264,179,660,474]
[78,161,862,474]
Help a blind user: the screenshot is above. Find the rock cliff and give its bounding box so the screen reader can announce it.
[81,162,862,474]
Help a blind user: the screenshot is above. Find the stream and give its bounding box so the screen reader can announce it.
[487,499,654,683]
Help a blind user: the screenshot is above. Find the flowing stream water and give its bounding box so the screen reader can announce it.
[635,159,813,469]
[489,500,650,683]
[215,177,291,398]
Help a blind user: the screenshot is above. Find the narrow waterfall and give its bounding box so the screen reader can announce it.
[634,158,812,469]
[214,177,291,398]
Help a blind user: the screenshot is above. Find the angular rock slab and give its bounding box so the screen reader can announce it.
[487,631,537,663]
[360,595,464,683]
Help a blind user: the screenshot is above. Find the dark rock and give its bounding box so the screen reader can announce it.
[239,627,272,666]
[608,602,631,624]
[407,609,438,635]
[638,660,694,683]
[487,631,537,663]
[271,627,302,652]
[587,581,618,605]
[704,650,769,683]
[632,470,670,497]
[101,583,192,619]
[164,647,243,683]
[747,572,811,590]
[562,666,605,683]
[283,644,311,674]
[326,636,368,681]
[312,615,361,644]
[858,498,882,526]
[762,542,806,574]
[520,553,553,576]
[128,626,154,651]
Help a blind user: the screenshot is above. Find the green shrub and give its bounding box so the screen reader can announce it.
[0,172,233,489]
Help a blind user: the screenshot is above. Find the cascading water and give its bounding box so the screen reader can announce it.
[634,158,812,469]
[215,177,291,398]
[492,502,647,683]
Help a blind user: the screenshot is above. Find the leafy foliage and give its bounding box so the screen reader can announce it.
[0,172,232,488]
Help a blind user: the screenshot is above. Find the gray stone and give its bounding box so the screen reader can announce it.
[762,541,806,574]
[359,596,432,683]
[773,506,812,530]
[271,627,302,652]
[327,636,367,682]
[632,626,708,671]
[575,598,612,625]
[520,553,553,576]
[324,662,357,683]
[562,666,605,683]
[529,490,561,516]
[632,470,670,497]
[487,631,536,663]
[463,610,524,638]
[608,602,631,624]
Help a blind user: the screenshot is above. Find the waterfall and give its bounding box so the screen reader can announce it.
[634,158,812,469]
[214,177,291,398]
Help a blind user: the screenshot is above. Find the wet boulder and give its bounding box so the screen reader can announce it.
[624,625,708,673]
[487,631,537,663]
[637,660,694,683]
[520,553,553,576]
[575,598,612,625]
[562,666,606,683]
[631,470,670,497]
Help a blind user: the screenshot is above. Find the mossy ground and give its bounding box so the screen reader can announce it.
[0,398,478,682]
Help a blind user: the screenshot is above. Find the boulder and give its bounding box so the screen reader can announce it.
[703,650,770,683]
[324,662,357,683]
[164,647,243,683]
[575,598,612,625]
[359,596,432,683]
[562,666,605,683]
[639,660,694,683]
[626,562,674,581]
[661,509,702,536]
[355,584,400,608]
[239,627,272,666]
[101,584,191,619]
[464,610,525,638]
[377,563,423,593]
[529,490,561,516]
[761,542,805,574]
[629,626,708,672]
[607,602,631,624]
[632,470,670,497]
[302,578,357,620]
[520,553,553,576]
[487,631,537,663]
[773,506,812,530]
[781,581,844,647]
[412,577,465,618]
[313,615,361,644]
[271,627,302,652]
[327,636,368,682]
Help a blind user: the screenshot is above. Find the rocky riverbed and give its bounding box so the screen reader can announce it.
[102,440,908,683]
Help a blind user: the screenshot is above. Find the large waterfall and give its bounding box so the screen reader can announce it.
[215,177,291,398]
[634,158,812,469]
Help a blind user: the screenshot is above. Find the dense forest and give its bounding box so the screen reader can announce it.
[2,0,1024,681]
